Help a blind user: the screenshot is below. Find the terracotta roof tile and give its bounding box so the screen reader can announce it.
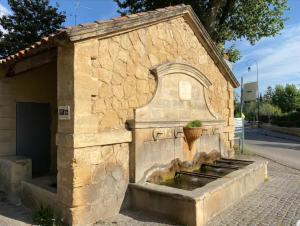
[0,32,60,65]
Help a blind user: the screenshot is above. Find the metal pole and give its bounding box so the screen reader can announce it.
[256,61,259,124]
[240,77,244,114]
[247,59,259,124]
[240,77,244,153]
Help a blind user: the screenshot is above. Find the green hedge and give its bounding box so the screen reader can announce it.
[271,111,300,127]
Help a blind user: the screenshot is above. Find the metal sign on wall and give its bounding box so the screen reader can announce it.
[243,82,257,102]
[58,106,71,120]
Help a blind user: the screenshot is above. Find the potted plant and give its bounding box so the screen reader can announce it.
[183,120,203,150]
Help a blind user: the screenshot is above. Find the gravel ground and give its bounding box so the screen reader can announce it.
[0,155,299,226]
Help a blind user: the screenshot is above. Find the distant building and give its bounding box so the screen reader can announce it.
[243,82,258,103]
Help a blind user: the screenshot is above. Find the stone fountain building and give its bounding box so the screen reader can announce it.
[0,4,242,226]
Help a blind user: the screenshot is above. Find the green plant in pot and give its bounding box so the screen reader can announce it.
[183,120,203,150]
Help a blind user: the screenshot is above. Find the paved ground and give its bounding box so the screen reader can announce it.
[0,156,299,226]
[96,211,179,226]
[245,128,300,170]
[205,155,300,226]
[0,195,32,226]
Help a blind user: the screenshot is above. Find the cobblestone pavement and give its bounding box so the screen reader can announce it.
[96,210,179,226]
[0,155,299,226]
[205,155,300,226]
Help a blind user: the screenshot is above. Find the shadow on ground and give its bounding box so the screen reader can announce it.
[0,194,33,226]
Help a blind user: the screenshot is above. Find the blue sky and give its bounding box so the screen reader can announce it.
[0,0,300,94]
[231,0,300,94]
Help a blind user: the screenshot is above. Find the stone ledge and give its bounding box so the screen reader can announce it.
[21,179,60,214]
[56,129,132,148]
[128,119,225,129]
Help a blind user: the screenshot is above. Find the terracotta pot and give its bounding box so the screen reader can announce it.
[183,127,203,150]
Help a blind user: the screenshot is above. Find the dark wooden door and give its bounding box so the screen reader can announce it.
[16,102,51,176]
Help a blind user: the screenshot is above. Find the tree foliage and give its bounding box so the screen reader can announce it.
[114,0,288,62]
[259,102,281,122]
[0,0,66,57]
[244,84,300,121]
[243,102,257,120]
[263,86,274,103]
[271,84,300,113]
[234,91,240,117]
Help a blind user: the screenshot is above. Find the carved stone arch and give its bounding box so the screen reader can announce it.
[150,62,212,88]
[134,62,220,127]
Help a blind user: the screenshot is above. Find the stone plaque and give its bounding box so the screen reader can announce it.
[179,81,192,100]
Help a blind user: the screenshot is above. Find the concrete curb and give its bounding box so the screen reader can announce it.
[259,124,300,141]
[257,127,300,143]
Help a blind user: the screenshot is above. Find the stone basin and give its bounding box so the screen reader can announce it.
[130,159,268,226]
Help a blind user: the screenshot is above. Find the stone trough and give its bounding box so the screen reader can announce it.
[130,159,267,226]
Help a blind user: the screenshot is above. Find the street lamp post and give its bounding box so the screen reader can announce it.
[247,59,259,123]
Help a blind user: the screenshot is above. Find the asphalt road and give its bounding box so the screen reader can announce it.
[245,128,300,170]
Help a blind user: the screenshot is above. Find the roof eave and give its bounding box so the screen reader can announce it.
[0,31,69,67]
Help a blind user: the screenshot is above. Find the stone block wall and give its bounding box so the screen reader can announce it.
[56,41,131,223]
[73,16,234,150]
[57,143,129,225]
[61,15,235,225]
[0,70,15,156]
[0,9,236,226]
[0,14,235,226]
[0,62,58,171]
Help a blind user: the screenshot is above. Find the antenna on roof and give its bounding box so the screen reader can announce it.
[74,1,80,26]
[73,1,98,26]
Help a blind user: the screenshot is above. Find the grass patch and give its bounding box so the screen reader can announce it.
[33,206,67,226]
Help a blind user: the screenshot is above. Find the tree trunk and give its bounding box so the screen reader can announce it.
[202,0,228,41]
